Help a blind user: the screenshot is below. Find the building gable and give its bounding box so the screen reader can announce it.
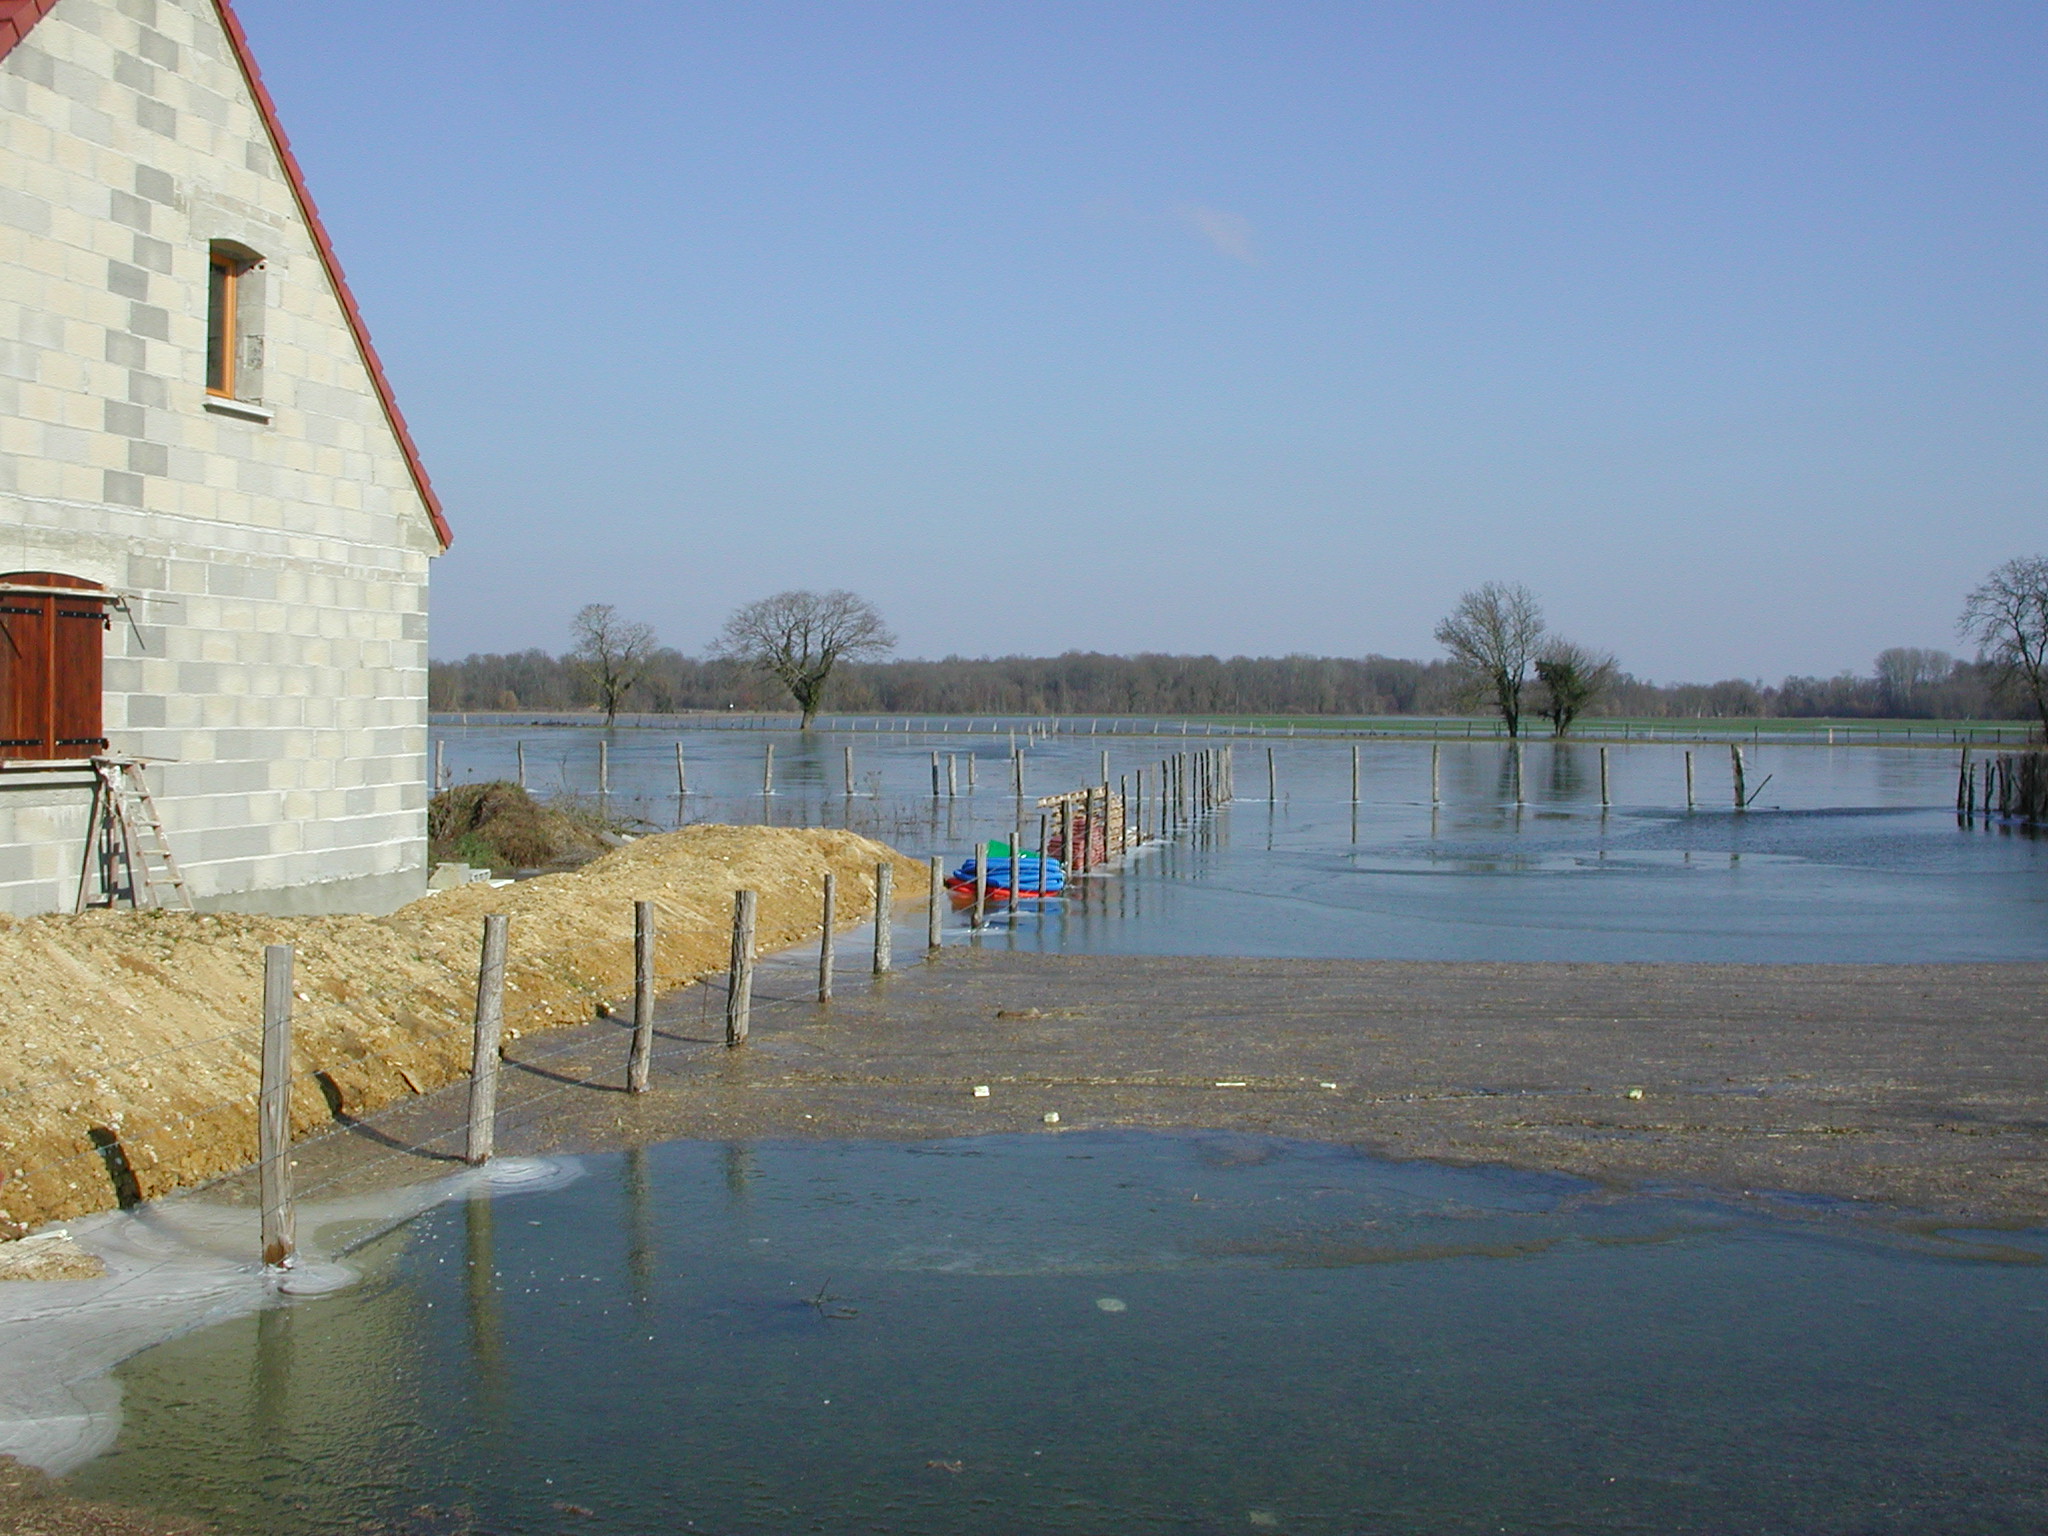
[0,0,451,550]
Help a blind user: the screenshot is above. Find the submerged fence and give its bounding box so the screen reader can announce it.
[1960,750,2048,826]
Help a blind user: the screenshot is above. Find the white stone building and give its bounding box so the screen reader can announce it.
[0,0,449,915]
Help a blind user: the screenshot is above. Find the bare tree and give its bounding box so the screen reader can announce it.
[571,603,657,726]
[1874,646,1954,715]
[1960,557,2048,731]
[711,590,895,727]
[1534,639,1617,737]
[1435,582,1546,737]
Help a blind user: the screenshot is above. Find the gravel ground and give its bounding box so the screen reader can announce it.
[267,948,2048,1229]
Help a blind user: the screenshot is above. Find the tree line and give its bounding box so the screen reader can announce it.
[434,559,2048,728]
[429,644,2014,721]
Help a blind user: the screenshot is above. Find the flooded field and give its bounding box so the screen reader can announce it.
[26,722,2043,1532]
[436,720,2048,963]
[66,1132,2048,1534]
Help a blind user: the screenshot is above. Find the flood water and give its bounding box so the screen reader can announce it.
[44,725,2044,1529]
[435,721,2048,963]
[68,1132,2048,1534]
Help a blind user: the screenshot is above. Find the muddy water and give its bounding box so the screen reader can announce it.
[435,724,2048,962]
[69,1132,2048,1534]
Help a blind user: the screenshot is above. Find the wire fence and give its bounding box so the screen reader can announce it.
[5,749,1235,1253]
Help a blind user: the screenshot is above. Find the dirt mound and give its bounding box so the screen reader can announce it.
[427,781,610,870]
[0,825,923,1239]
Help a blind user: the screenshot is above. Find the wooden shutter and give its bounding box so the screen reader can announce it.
[0,572,108,761]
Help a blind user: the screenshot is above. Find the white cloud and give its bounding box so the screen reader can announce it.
[1170,202,1258,264]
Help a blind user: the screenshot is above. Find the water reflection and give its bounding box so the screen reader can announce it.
[74,1133,2048,1536]
[430,725,2048,963]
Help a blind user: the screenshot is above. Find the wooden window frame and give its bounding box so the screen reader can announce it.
[207,249,240,399]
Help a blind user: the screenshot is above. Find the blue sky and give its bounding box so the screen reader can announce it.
[237,1,2046,681]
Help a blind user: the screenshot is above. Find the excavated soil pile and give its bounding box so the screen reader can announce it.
[0,825,921,1238]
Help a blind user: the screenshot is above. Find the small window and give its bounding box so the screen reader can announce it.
[205,242,265,403]
[206,249,240,396]
[0,573,111,761]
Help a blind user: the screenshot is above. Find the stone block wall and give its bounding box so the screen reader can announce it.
[0,0,443,916]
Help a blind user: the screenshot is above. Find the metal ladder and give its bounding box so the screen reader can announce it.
[76,757,192,912]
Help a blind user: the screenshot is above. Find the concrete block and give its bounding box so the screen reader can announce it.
[134,97,176,138]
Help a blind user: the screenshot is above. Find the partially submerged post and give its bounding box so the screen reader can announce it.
[599,739,609,796]
[259,944,295,1269]
[627,901,656,1092]
[947,754,958,799]
[1267,746,1277,804]
[843,744,854,797]
[516,740,527,791]
[927,857,943,950]
[465,914,509,1165]
[819,873,837,1001]
[930,751,941,798]
[1351,743,1360,805]
[763,743,774,796]
[435,738,446,791]
[973,841,988,928]
[674,742,686,798]
[1731,744,1747,811]
[725,890,757,1045]
[1431,742,1441,806]
[1599,746,1611,809]
[1685,749,1696,811]
[872,862,893,975]
[1514,743,1526,807]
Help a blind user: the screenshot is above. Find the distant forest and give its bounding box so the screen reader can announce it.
[429,646,2010,721]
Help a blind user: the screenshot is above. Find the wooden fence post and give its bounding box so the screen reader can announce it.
[465,914,509,1165]
[872,862,893,975]
[516,740,526,791]
[1514,742,1526,806]
[930,751,941,798]
[627,900,656,1092]
[927,857,943,949]
[819,873,836,1001]
[674,742,686,797]
[259,944,295,1269]
[763,742,775,796]
[726,889,757,1045]
[435,739,446,791]
[973,841,988,927]
[844,744,854,796]
[1351,744,1360,805]
[1267,746,1276,803]
[1599,746,1610,808]
[1685,749,1695,811]
[1731,744,1747,810]
[1431,742,1441,806]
